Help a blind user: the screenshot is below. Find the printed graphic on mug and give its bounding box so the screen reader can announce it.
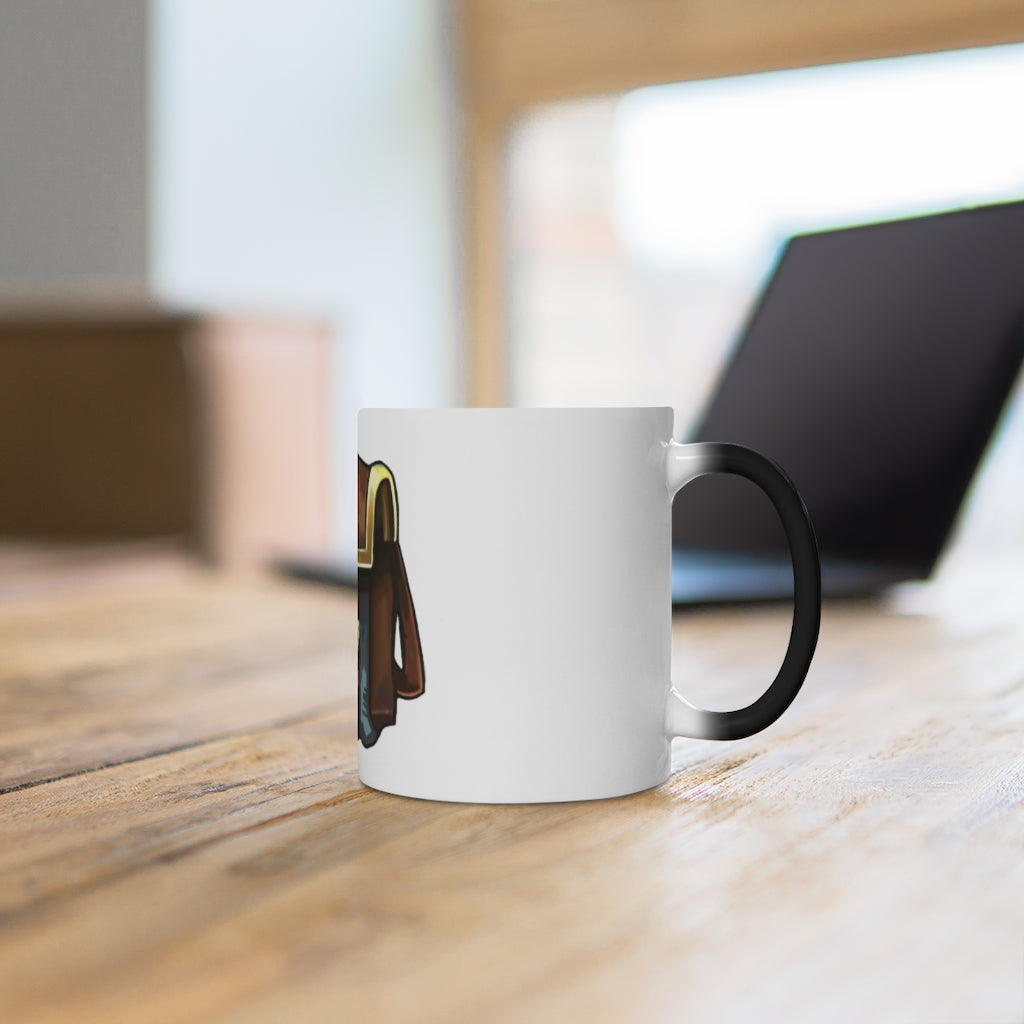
[357,457,426,748]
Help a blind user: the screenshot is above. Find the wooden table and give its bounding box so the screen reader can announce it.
[1,554,1022,1023]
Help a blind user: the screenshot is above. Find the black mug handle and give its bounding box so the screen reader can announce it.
[665,441,821,741]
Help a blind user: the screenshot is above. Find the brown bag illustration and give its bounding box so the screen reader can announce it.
[357,457,425,747]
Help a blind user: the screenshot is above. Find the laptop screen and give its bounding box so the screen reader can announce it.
[673,200,1024,572]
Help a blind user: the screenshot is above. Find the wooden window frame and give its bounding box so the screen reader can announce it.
[457,0,1024,406]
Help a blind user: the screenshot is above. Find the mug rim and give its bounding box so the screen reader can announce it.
[359,405,674,416]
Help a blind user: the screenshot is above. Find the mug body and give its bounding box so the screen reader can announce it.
[357,407,674,803]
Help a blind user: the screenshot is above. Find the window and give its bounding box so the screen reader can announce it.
[507,43,1024,439]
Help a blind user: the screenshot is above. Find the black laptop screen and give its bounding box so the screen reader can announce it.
[673,201,1024,572]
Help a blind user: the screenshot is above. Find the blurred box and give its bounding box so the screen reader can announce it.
[0,311,330,568]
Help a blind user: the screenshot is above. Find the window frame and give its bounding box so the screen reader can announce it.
[457,0,1024,405]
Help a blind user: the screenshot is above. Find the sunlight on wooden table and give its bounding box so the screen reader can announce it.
[0,522,1022,1022]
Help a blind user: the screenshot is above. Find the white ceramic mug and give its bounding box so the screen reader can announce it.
[357,408,820,803]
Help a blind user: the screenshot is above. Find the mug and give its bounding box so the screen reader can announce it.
[357,407,820,803]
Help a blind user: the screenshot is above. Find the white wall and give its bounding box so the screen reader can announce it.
[0,0,148,299]
[150,0,462,561]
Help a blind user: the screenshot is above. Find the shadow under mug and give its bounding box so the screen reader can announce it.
[357,407,820,803]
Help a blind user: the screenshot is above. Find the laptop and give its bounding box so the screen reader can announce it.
[671,199,1024,603]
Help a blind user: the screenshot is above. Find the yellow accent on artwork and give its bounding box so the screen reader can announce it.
[357,462,399,569]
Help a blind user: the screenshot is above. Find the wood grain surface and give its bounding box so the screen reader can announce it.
[0,559,1021,1023]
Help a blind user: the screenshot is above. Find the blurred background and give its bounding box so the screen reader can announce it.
[2,0,1023,586]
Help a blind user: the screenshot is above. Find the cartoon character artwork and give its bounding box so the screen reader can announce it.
[357,457,425,748]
